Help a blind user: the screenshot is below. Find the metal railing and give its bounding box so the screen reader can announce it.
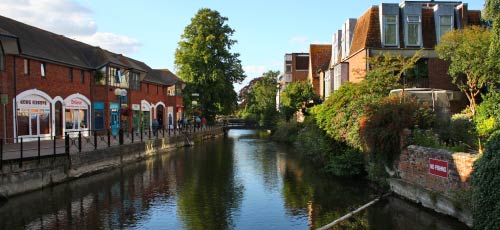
[0,125,217,168]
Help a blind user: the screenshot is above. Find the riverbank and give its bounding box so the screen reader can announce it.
[0,127,224,200]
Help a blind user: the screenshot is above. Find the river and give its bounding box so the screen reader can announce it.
[0,130,469,230]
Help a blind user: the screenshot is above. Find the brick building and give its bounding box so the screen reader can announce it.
[326,1,481,108]
[277,53,309,109]
[307,45,331,98]
[0,15,184,142]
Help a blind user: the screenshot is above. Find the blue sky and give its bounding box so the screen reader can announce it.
[0,0,484,92]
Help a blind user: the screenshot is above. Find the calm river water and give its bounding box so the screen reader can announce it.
[0,130,469,230]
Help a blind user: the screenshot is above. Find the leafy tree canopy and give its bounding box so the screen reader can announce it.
[175,8,246,121]
[435,26,493,115]
[238,70,279,126]
[280,81,319,121]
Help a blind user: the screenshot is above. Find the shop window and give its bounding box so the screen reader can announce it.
[16,108,51,136]
[24,59,30,75]
[65,109,88,130]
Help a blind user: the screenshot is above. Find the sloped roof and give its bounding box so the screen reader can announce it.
[350,7,381,56]
[144,69,183,86]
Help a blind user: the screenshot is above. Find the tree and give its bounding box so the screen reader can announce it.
[280,81,319,121]
[435,26,493,115]
[175,8,245,122]
[485,0,500,84]
[239,70,279,126]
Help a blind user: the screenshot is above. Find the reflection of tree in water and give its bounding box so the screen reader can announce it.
[177,138,244,230]
[280,150,372,230]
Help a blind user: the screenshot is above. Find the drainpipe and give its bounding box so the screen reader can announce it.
[13,56,17,142]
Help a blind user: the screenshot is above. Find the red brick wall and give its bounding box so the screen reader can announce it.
[428,58,458,91]
[346,50,367,83]
[397,145,478,195]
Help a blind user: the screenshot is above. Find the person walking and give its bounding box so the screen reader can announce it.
[201,117,207,128]
[152,119,159,136]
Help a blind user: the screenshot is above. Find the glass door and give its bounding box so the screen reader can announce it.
[110,102,120,136]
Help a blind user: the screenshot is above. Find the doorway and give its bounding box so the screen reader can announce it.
[156,105,164,129]
[55,101,62,137]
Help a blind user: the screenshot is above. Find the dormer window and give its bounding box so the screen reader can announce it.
[438,15,453,42]
[407,15,421,46]
[384,15,398,46]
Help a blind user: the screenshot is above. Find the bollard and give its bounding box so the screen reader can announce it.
[140,128,143,142]
[94,130,97,150]
[149,129,151,140]
[53,136,56,156]
[168,127,170,137]
[107,129,111,147]
[119,129,124,145]
[20,138,23,168]
[131,128,134,143]
[38,136,41,163]
[65,132,70,156]
[0,139,3,169]
[78,131,82,153]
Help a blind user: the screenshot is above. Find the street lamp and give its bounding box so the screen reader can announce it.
[114,88,127,129]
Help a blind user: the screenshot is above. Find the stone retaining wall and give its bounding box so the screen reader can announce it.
[391,145,479,227]
[0,128,223,199]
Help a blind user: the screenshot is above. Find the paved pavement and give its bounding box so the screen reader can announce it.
[1,126,212,161]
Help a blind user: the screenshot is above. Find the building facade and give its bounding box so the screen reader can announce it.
[0,15,184,142]
[326,1,480,110]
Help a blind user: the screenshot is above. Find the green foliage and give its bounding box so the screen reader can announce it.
[280,81,319,120]
[271,119,301,143]
[435,26,493,115]
[175,8,245,121]
[450,188,472,212]
[472,131,500,230]
[476,92,500,136]
[326,147,365,177]
[239,71,279,127]
[360,96,420,165]
[295,118,334,164]
[449,113,477,148]
[484,0,500,21]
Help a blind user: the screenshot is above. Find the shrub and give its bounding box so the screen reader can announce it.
[294,118,333,164]
[325,147,365,177]
[450,113,477,148]
[475,92,500,136]
[271,119,300,143]
[472,131,500,230]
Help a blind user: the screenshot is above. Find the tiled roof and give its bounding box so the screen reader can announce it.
[349,7,381,56]
[0,14,180,86]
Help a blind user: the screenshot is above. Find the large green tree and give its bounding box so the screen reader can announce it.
[485,0,500,85]
[280,81,319,121]
[239,70,279,126]
[175,8,245,121]
[435,26,493,115]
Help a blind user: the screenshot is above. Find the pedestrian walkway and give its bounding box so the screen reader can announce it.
[1,126,215,162]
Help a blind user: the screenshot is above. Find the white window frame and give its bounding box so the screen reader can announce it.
[438,15,453,43]
[406,15,421,46]
[383,15,398,46]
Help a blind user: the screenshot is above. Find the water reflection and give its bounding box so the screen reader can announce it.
[0,130,469,230]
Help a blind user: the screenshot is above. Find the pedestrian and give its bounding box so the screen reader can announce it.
[196,116,201,128]
[152,119,159,136]
[201,117,207,128]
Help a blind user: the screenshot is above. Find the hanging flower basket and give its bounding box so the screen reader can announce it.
[120,107,132,116]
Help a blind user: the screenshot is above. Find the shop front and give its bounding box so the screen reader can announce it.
[110,102,120,136]
[16,92,52,141]
[64,94,91,136]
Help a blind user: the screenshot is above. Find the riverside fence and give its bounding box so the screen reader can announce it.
[0,125,216,168]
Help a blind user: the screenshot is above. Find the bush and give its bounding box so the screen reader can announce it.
[472,131,500,230]
[271,119,300,143]
[294,118,333,164]
[326,147,365,177]
[476,92,500,136]
[450,113,477,148]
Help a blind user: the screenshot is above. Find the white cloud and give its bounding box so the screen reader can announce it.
[75,32,142,54]
[243,65,267,78]
[288,36,308,45]
[0,0,141,54]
